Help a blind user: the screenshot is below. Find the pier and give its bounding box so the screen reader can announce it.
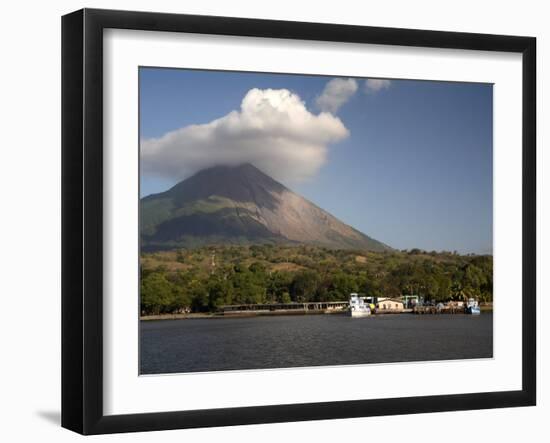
[215,300,488,317]
[220,301,348,315]
[413,305,464,314]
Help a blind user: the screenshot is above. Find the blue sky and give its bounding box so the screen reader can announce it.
[140,67,493,254]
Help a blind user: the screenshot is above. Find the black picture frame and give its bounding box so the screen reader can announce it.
[61,8,536,435]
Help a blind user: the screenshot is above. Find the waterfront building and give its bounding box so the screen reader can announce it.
[376,299,404,312]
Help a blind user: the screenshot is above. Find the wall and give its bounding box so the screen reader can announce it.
[0,0,546,441]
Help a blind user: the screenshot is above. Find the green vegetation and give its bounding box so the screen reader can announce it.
[140,245,493,315]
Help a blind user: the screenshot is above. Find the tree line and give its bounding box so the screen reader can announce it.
[140,245,492,315]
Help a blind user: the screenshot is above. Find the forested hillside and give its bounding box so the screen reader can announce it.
[140,245,493,315]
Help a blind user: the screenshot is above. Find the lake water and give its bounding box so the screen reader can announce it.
[140,313,493,374]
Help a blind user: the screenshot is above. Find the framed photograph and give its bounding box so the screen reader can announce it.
[61,8,536,435]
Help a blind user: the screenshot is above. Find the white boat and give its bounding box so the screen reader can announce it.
[349,293,371,317]
[465,298,481,315]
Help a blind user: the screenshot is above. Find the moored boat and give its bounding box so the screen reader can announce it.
[465,298,481,315]
[349,293,371,317]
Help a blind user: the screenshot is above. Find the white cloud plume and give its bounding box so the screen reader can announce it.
[141,88,349,184]
[365,78,391,93]
[315,78,358,113]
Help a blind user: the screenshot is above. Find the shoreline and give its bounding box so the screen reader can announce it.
[140,310,347,321]
[140,307,493,321]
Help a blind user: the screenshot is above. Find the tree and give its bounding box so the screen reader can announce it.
[231,271,265,304]
[463,264,485,298]
[249,261,267,274]
[451,281,466,300]
[170,286,191,313]
[140,272,175,315]
[290,270,321,302]
[189,280,209,312]
[436,275,451,301]
[327,272,358,299]
[280,291,292,304]
[266,272,293,303]
[364,277,382,299]
[207,279,233,310]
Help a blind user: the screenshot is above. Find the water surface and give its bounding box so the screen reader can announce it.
[140,313,493,374]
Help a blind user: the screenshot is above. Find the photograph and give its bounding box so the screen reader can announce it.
[138,68,494,375]
[56,4,538,436]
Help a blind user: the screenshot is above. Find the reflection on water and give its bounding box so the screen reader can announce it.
[140,313,493,375]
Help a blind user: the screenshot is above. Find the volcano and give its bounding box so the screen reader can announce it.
[140,163,390,252]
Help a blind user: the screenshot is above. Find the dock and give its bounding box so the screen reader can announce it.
[413,306,464,314]
[220,301,348,316]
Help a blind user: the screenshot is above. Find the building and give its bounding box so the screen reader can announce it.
[376,299,404,312]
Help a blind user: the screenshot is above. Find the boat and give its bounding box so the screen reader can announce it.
[465,298,481,315]
[349,293,371,317]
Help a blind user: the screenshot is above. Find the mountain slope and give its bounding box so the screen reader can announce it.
[141,163,390,252]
